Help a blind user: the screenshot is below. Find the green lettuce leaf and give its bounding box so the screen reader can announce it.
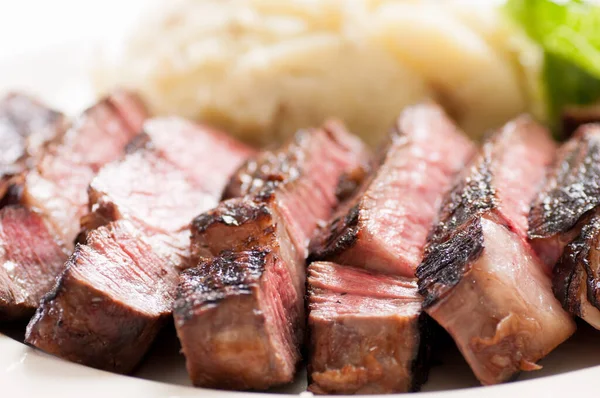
[505,0,600,132]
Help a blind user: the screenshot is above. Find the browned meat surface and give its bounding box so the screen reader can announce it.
[176,122,369,390]
[553,210,600,329]
[529,125,600,268]
[417,116,574,385]
[178,200,302,390]
[175,214,301,390]
[25,220,177,373]
[307,262,427,395]
[22,90,148,246]
[310,104,474,277]
[26,118,254,373]
[0,93,68,202]
[0,206,68,320]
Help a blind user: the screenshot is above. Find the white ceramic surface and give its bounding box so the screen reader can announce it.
[1,3,600,397]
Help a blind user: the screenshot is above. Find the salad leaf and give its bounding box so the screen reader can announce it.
[505,0,600,132]
[505,0,600,78]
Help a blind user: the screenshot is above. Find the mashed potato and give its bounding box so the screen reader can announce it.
[94,0,537,146]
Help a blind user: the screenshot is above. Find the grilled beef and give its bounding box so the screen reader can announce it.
[553,211,600,329]
[26,118,253,373]
[309,104,474,277]
[528,125,600,268]
[26,220,177,373]
[0,206,68,320]
[176,123,370,390]
[307,261,427,394]
[81,117,254,264]
[22,90,148,246]
[0,93,68,202]
[175,246,301,390]
[305,104,470,394]
[417,116,575,385]
[0,91,147,321]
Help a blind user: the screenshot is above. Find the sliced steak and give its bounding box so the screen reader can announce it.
[310,104,474,277]
[26,118,254,372]
[0,91,147,321]
[0,206,68,320]
[175,246,301,390]
[417,116,575,385]
[307,261,426,394]
[176,123,370,390]
[26,220,177,373]
[528,124,600,268]
[0,93,68,202]
[21,90,148,246]
[553,210,600,329]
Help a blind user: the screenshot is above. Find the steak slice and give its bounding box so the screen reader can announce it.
[417,116,575,385]
[310,104,474,277]
[553,210,600,329]
[175,246,301,391]
[21,90,148,246]
[0,91,147,322]
[26,119,254,372]
[26,220,177,373]
[528,124,600,268]
[307,261,426,394]
[0,206,68,320]
[222,120,371,259]
[82,117,254,266]
[176,123,370,390]
[0,93,68,202]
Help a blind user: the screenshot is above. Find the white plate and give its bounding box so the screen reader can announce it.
[1,6,600,398]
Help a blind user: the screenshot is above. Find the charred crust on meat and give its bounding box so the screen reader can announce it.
[174,249,269,322]
[222,129,309,200]
[529,126,600,239]
[25,248,78,342]
[191,199,272,234]
[309,204,360,261]
[553,215,600,314]
[417,218,485,308]
[427,148,495,245]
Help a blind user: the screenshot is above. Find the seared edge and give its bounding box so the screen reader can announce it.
[529,125,600,239]
[173,249,267,323]
[553,213,600,315]
[417,217,485,308]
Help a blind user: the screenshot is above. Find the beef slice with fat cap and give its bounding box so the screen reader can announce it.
[306,104,472,394]
[26,117,254,373]
[175,121,370,390]
[0,91,147,321]
[310,103,475,277]
[307,261,427,394]
[417,116,575,385]
[528,124,600,268]
[0,93,68,203]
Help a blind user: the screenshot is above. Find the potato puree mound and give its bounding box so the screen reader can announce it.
[94,0,534,146]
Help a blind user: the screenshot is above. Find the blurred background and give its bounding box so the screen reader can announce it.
[0,0,599,147]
